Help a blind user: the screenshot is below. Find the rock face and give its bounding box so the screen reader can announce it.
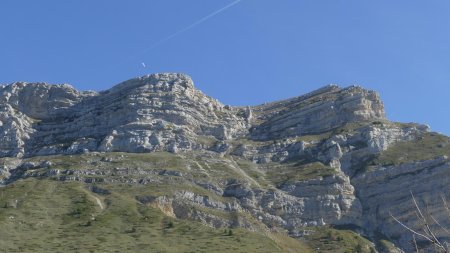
[353,156,450,252]
[0,74,386,158]
[1,74,248,157]
[249,84,385,140]
[0,73,448,252]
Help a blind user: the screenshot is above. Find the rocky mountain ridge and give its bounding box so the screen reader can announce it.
[0,73,449,253]
[0,73,387,158]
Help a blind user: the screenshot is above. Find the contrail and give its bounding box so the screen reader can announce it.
[140,0,242,54]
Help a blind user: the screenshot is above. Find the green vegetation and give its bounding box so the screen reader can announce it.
[231,157,337,188]
[304,226,376,253]
[0,178,309,253]
[195,135,218,147]
[0,151,370,253]
[230,138,272,148]
[2,136,423,253]
[266,162,337,187]
[232,158,272,188]
[377,239,400,253]
[293,132,332,143]
[374,132,450,166]
[24,151,187,172]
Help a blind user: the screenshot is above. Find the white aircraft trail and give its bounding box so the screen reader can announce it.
[140,0,242,54]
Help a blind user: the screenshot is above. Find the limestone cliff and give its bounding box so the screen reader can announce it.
[0,73,448,253]
[0,74,385,158]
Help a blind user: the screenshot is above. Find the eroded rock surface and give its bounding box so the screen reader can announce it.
[0,73,448,252]
[0,74,386,158]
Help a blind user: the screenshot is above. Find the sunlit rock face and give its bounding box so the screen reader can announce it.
[0,74,386,158]
[0,74,250,157]
[1,73,448,252]
[249,84,385,141]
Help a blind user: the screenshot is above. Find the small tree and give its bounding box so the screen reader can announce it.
[166,220,174,229]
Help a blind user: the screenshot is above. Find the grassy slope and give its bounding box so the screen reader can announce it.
[0,178,310,253]
[0,131,389,253]
[265,162,336,187]
[304,227,376,253]
[375,132,450,165]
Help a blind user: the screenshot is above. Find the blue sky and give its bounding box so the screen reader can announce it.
[1,0,449,135]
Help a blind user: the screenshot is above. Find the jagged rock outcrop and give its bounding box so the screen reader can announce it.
[0,74,385,158]
[249,84,385,140]
[0,104,34,157]
[1,74,249,157]
[0,73,448,252]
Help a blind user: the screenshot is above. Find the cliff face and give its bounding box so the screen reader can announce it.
[0,74,250,157]
[0,73,384,158]
[249,84,385,140]
[0,73,448,252]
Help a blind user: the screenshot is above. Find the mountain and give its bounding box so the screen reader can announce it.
[0,73,449,252]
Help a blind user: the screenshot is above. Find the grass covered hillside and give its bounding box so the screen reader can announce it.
[0,179,309,253]
[0,151,378,253]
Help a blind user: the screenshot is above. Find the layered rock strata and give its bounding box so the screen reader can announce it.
[1,73,448,252]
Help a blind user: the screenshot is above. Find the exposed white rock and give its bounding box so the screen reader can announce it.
[0,74,388,158]
[0,73,447,252]
[0,74,251,157]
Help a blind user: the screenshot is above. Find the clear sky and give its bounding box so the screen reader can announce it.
[1,0,449,135]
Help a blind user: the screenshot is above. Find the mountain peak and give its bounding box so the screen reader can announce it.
[106,73,195,95]
[0,74,389,158]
